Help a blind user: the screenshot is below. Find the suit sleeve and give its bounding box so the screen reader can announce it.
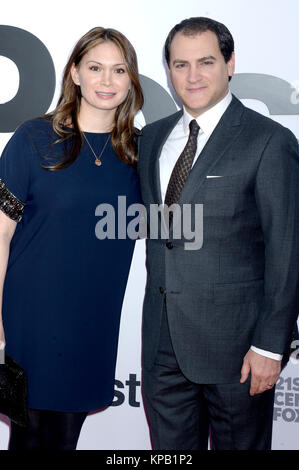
[252,126,299,354]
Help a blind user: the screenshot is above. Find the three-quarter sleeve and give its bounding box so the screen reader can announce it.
[0,125,32,222]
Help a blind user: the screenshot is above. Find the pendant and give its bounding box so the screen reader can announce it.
[95,159,102,166]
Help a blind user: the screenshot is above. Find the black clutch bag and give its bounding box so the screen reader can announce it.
[0,353,28,427]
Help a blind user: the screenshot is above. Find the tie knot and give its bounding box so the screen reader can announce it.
[189,119,200,137]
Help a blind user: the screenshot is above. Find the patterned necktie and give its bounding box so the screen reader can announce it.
[164,119,200,210]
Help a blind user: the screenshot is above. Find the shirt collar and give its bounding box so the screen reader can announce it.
[182,90,232,137]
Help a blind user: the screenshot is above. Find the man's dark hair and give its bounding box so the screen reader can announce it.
[164,17,234,67]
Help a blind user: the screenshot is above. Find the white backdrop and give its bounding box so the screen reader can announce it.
[0,0,298,450]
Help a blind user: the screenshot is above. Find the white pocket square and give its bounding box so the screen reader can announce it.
[206,175,223,178]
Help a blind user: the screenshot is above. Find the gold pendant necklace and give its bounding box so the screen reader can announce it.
[83,132,111,166]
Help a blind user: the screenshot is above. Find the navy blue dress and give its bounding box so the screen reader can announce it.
[0,118,140,412]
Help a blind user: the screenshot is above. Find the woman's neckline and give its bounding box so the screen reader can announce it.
[61,124,111,135]
[82,130,111,135]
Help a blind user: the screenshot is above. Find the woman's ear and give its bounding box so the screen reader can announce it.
[70,63,80,86]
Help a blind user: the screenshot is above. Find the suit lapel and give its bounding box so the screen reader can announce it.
[179,96,245,204]
[149,110,183,205]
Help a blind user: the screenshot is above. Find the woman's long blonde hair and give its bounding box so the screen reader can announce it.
[44,27,144,170]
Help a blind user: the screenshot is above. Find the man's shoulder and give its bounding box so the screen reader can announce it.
[142,110,183,136]
[241,100,294,139]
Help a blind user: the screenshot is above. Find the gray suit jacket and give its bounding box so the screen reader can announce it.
[138,95,299,383]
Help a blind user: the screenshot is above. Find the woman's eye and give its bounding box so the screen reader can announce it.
[89,65,99,71]
[115,68,126,74]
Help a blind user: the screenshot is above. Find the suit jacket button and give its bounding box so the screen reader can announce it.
[159,287,165,294]
[166,242,173,249]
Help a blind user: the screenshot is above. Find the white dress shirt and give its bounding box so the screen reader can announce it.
[159,90,282,362]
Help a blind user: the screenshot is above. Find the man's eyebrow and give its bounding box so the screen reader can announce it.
[172,55,216,65]
[198,55,216,62]
[172,59,188,65]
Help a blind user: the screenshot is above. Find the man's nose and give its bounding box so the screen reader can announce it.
[187,65,202,83]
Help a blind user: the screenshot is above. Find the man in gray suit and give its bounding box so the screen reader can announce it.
[138,17,299,450]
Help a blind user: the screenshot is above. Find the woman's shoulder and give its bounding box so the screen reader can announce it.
[1,116,57,164]
[19,115,53,135]
[13,116,56,148]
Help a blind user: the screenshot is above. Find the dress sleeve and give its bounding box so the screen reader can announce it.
[0,125,32,222]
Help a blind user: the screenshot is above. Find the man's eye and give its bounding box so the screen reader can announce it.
[203,61,213,66]
[175,63,186,69]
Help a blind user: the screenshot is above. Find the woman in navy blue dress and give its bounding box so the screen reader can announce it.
[0,27,143,450]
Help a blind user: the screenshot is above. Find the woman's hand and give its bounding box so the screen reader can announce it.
[0,324,6,350]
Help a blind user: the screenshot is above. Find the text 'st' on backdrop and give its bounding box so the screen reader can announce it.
[0,0,298,450]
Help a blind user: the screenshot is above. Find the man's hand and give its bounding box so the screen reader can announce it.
[240,349,281,396]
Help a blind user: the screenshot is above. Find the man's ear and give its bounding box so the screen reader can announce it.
[228,51,235,79]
